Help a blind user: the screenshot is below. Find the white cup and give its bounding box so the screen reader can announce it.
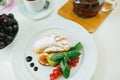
[23,0,46,12]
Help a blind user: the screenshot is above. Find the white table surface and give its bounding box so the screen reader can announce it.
[0,0,120,80]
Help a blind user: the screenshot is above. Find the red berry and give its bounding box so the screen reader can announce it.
[50,76,55,80]
[50,73,54,77]
[53,70,59,75]
[49,66,62,80]
[74,58,79,63]
[68,59,72,63]
[54,74,58,78]
[53,69,57,72]
[56,66,61,71]
[67,57,80,67]
[72,63,77,67]
[58,71,62,75]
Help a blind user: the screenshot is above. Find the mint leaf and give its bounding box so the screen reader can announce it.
[60,60,70,78]
[68,50,81,59]
[50,53,64,62]
[69,42,83,51]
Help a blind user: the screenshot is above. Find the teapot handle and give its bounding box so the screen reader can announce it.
[102,0,117,11]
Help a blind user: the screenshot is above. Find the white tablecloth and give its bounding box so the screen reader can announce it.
[0,0,120,80]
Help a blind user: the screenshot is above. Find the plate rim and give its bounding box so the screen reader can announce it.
[10,20,98,80]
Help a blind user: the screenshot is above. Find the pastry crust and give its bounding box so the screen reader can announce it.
[33,33,72,54]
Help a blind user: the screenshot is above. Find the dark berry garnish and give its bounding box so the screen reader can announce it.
[5,36,13,44]
[13,19,18,25]
[6,26,13,33]
[0,41,6,49]
[0,13,19,49]
[3,18,7,23]
[0,16,3,22]
[0,33,6,40]
[13,25,18,33]
[26,56,33,62]
[0,29,4,33]
[7,18,13,26]
[1,14,7,19]
[34,67,38,71]
[8,13,14,19]
[30,63,34,67]
[26,56,39,72]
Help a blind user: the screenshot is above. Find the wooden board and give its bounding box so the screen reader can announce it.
[58,1,112,33]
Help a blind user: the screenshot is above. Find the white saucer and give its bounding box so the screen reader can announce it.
[19,0,53,20]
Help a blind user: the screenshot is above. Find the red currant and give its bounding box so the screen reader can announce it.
[67,57,80,67]
[49,66,62,80]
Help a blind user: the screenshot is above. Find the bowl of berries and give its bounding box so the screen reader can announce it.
[0,13,19,49]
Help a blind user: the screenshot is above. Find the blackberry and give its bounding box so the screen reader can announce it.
[0,13,19,49]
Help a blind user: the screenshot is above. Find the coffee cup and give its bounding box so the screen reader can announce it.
[23,0,46,12]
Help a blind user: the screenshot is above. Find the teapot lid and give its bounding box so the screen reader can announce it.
[74,0,104,4]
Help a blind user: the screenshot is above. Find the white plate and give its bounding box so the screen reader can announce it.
[11,20,97,80]
[19,0,53,20]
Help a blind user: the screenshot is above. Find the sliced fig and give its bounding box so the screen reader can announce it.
[38,53,49,66]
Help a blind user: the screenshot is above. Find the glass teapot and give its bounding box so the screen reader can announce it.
[72,0,117,18]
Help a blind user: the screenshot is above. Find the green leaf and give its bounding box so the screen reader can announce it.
[68,50,81,59]
[63,52,69,62]
[60,60,70,78]
[50,53,64,62]
[69,42,83,51]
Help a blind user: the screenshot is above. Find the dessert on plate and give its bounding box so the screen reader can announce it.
[32,33,83,80]
[33,33,72,54]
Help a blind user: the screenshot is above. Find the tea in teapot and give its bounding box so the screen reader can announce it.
[73,0,104,18]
